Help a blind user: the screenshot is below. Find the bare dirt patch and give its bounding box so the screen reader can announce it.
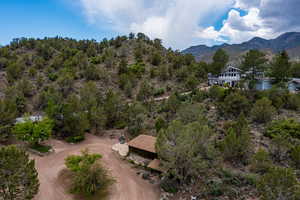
[32,134,160,200]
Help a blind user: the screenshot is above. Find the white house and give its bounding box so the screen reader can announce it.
[208,65,300,92]
[208,65,242,87]
[15,115,43,124]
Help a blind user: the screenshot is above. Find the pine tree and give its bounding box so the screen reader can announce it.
[156,120,217,184]
[270,51,291,83]
[0,99,17,142]
[211,49,229,75]
[241,49,267,80]
[0,145,39,200]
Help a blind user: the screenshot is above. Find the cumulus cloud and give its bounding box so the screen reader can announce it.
[226,0,300,43]
[78,0,234,49]
[77,0,300,48]
[234,0,260,9]
[196,7,274,44]
[219,8,274,44]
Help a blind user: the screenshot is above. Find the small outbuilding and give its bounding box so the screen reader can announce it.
[128,135,157,159]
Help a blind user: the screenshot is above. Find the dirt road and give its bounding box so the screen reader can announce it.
[32,134,160,200]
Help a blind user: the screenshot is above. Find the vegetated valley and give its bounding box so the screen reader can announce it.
[1,33,300,200]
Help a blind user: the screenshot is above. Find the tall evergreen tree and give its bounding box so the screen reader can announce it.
[211,49,229,75]
[270,51,291,83]
[0,99,17,141]
[241,49,267,80]
[0,145,39,200]
[156,120,217,184]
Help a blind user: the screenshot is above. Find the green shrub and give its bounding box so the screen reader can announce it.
[192,90,208,102]
[119,74,132,90]
[223,113,249,136]
[127,103,146,137]
[48,72,58,81]
[185,75,199,90]
[150,67,158,78]
[220,127,252,164]
[257,167,300,200]
[156,120,217,184]
[6,61,24,82]
[290,145,300,169]
[0,145,39,200]
[16,79,34,97]
[30,143,52,153]
[176,103,204,124]
[83,64,100,80]
[155,116,167,133]
[220,168,257,187]
[219,92,250,118]
[13,116,53,146]
[124,81,133,98]
[250,148,272,173]
[208,85,226,101]
[136,81,153,102]
[206,178,223,197]
[158,65,169,81]
[164,93,181,113]
[90,56,102,64]
[208,168,258,199]
[65,149,101,172]
[65,149,113,197]
[66,135,85,143]
[265,119,300,139]
[269,133,292,162]
[0,99,17,142]
[153,88,165,97]
[151,51,162,66]
[70,162,113,197]
[285,94,300,110]
[266,87,288,109]
[251,97,276,123]
[28,67,37,77]
[128,62,145,76]
[160,177,179,193]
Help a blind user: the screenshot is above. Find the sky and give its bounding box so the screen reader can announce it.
[1,0,300,50]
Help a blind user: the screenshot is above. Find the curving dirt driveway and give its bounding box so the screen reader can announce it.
[32,134,160,200]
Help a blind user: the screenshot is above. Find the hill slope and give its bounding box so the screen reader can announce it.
[183,32,300,62]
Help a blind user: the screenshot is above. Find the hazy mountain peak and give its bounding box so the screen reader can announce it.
[182,32,300,62]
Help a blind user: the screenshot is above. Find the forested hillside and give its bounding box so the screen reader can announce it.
[0,33,207,142]
[1,33,300,200]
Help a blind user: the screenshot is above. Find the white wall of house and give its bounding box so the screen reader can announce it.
[208,66,242,86]
[15,115,43,124]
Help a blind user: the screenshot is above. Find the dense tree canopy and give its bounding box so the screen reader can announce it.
[270,51,291,83]
[64,149,113,197]
[0,145,39,200]
[0,99,17,141]
[13,116,53,145]
[156,119,217,184]
[211,49,229,75]
[241,50,266,72]
[1,34,300,200]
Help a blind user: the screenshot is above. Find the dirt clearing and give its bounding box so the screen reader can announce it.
[32,134,160,200]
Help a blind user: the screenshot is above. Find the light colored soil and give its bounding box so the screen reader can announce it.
[32,134,160,200]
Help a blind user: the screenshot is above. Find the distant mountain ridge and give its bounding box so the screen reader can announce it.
[182,32,300,62]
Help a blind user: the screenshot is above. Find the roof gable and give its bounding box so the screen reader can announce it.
[222,65,242,73]
[128,135,156,154]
